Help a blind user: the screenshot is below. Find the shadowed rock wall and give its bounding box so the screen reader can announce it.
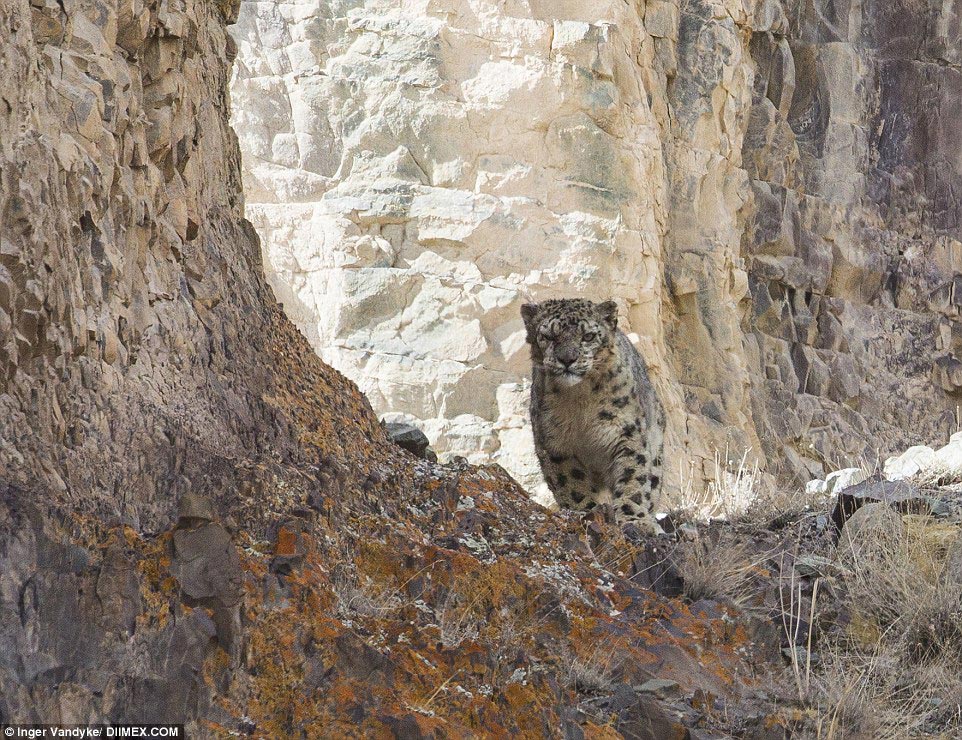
[0,0,388,531]
[737,0,962,481]
[0,0,390,722]
[231,0,962,495]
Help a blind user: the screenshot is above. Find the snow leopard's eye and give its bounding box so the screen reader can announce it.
[582,331,598,343]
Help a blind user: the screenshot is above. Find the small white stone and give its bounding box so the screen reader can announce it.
[806,479,827,495]
[934,440,962,478]
[824,468,866,494]
[883,445,936,481]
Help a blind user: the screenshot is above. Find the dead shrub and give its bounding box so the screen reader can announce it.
[671,534,772,609]
[437,589,480,648]
[331,563,403,618]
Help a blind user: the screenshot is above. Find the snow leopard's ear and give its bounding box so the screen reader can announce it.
[521,303,540,343]
[597,300,618,331]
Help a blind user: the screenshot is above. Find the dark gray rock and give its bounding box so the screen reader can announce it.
[0,488,222,727]
[172,523,244,608]
[171,522,244,664]
[612,689,695,740]
[635,678,681,697]
[630,541,685,598]
[795,554,837,578]
[177,488,217,525]
[831,478,930,531]
[383,421,434,460]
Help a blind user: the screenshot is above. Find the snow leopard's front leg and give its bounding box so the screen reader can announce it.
[540,452,598,512]
[607,427,663,534]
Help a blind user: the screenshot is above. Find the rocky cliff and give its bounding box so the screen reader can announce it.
[0,0,787,734]
[4,0,962,735]
[230,0,962,497]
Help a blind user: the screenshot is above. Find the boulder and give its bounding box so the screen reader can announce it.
[383,421,435,460]
[635,678,681,697]
[177,489,217,525]
[883,445,936,481]
[805,479,828,497]
[932,433,962,481]
[831,479,932,532]
[171,522,245,664]
[824,468,866,494]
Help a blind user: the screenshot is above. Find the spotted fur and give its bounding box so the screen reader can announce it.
[521,298,665,533]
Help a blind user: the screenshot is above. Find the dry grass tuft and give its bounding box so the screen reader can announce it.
[671,534,772,608]
[670,449,962,737]
[677,471,962,738]
[677,450,762,521]
[676,448,831,528]
[806,515,962,738]
[811,644,962,739]
[437,589,480,648]
[331,563,404,618]
[911,464,962,489]
[561,642,623,693]
[838,514,949,635]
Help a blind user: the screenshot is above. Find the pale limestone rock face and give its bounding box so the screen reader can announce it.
[230,0,682,499]
[231,0,962,499]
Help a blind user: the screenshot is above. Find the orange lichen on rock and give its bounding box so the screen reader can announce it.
[28,454,789,739]
[273,525,301,558]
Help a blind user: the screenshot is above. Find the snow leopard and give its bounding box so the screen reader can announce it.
[521,298,665,533]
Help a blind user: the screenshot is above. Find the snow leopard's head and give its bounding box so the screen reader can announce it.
[521,299,618,387]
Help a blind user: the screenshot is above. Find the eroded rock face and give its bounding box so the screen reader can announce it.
[231,0,962,497]
[0,0,388,532]
[0,0,387,723]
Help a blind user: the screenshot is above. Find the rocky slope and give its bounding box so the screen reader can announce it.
[0,0,794,735]
[231,0,962,497]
